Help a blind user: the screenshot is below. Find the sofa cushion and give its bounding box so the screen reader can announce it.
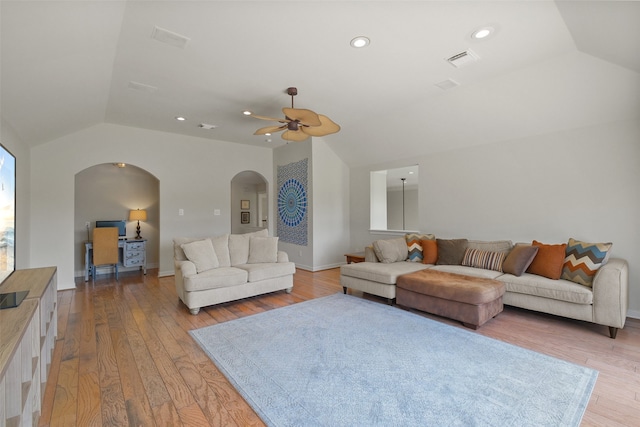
[340,262,429,285]
[502,245,539,277]
[183,267,248,292]
[429,265,503,279]
[461,248,505,272]
[405,233,435,262]
[561,238,613,287]
[181,239,219,273]
[466,240,513,253]
[209,234,231,267]
[498,273,593,305]
[235,262,296,282]
[229,229,269,266]
[372,238,409,263]
[174,237,197,261]
[248,236,279,264]
[421,239,438,265]
[436,239,468,265]
[174,234,231,267]
[526,240,567,280]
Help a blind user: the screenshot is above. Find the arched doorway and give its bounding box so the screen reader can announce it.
[230,171,268,234]
[74,163,159,277]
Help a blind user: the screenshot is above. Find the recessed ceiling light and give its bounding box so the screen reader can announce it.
[350,36,370,48]
[175,116,186,121]
[472,27,494,40]
[243,110,252,116]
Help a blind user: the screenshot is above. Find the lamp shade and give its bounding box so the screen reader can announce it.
[129,209,147,222]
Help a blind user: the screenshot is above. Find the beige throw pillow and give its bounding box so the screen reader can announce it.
[210,234,231,267]
[372,238,409,263]
[229,229,269,266]
[248,236,279,264]
[181,239,219,273]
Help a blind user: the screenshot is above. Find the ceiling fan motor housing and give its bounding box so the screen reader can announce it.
[287,121,299,131]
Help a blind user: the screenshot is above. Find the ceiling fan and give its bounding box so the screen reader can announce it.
[247,87,340,142]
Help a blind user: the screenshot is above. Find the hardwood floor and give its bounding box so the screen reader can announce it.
[40,268,639,426]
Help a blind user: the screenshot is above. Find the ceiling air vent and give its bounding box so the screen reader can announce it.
[434,78,460,91]
[151,26,190,49]
[446,49,479,68]
[199,123,218,130]
[127,81,158,93]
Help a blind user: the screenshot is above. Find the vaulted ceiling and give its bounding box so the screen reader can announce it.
[1,1,638,167]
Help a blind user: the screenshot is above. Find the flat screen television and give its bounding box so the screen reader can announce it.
[0,143,16,286]
[96,220,126,237]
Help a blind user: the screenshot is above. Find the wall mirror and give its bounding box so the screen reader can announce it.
[370,165,419,231]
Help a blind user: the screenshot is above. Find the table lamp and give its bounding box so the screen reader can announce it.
[129,209,147,239]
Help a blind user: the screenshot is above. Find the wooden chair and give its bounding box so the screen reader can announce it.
[92,227,119,280]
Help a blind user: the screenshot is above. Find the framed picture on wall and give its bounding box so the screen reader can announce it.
[241,200,250,210]
[241,211,250,224]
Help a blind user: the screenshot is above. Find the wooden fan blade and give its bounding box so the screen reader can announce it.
[281,129,309,142]
[250,113,288,123]
[282,108,321,126]
[300,115,341,137]
[254,125,286,135]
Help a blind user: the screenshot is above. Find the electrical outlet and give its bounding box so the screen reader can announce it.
[85,221,90,229]
[214,209,221,216]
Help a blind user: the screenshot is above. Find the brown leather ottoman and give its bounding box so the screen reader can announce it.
[396,269,505,329]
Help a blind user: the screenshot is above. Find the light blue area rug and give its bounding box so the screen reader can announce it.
[190,293,597,427]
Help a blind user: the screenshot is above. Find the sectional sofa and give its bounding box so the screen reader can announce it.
[340,236,628,338]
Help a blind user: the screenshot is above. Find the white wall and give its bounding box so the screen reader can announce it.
[387,188,418,231]
[273,138,350,271]
[30,123,274,289]
[350,118,640,317]
[311,138,350,270]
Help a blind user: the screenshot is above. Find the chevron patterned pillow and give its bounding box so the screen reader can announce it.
[562,238,612,287]
[405,233,435,262]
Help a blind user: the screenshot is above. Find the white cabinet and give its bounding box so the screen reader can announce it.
[123,239,146,268]
[0,267,57,427]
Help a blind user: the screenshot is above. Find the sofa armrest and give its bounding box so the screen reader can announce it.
[177,260,197,277]
[592,258,628,329]
[277,251,290,263]
[365,246,379,263]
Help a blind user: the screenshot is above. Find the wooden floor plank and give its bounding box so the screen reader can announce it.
[77,370,102,427]
[37,268,640,426]
[50,358,79,427]
[95,301,129,426]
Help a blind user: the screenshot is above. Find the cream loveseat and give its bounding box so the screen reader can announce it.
[340,236,628,338]
[174,229,295,314]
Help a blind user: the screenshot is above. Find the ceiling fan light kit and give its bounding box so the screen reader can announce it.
[247,87,340,142]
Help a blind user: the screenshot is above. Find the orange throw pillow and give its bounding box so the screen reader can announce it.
[526,240,567,280]
[421,239,438,264]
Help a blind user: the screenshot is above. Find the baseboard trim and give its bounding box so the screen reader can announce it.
[626,309,640,320]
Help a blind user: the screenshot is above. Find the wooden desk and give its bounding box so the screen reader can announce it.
[345,252,366,264]
[84,239,147,281]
